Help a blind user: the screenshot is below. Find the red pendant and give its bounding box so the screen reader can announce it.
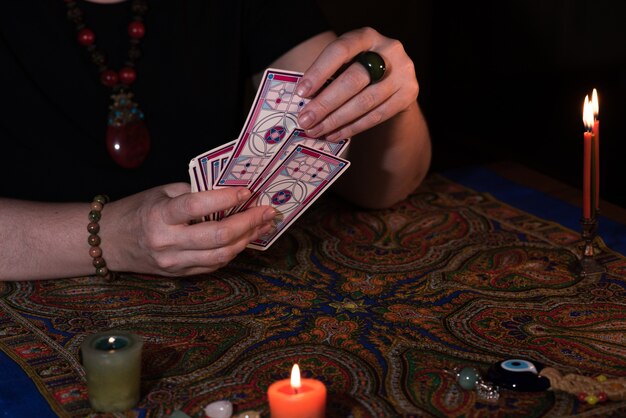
[106,90,150,168]
[106,120,151,168]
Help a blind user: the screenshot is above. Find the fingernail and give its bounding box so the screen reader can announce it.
[238,188,251,201]
[299,112,315,129]
[296,79,311,97]
[263,207,277,222]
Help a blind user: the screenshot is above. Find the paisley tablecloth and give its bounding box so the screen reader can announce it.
[1,169,626,417]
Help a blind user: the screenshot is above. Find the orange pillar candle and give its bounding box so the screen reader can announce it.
[582,95,594,219]
[267,364,326,418]
[591,88,600,211]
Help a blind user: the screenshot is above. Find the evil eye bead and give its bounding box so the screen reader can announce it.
[486,358,551,392]
[501,359,538,375]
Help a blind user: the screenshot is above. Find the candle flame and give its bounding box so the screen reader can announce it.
[108,336,116,344]
[591,88,599,117]
[583,95,594,130]
[290,363,302,390]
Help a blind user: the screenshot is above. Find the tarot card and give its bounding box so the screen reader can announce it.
[188,158,201,193]
[238,145,350,251]
[188,140,236,221]
[248,129,350,193]
[225,130,350,218]
[211,144,236,221]
[215,69,309,188]
[194,140,236,192]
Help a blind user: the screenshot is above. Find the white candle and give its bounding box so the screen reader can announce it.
[81,331,143,412]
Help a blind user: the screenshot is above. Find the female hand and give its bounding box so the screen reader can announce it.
[103,183,276,276]
[296,27,419,142]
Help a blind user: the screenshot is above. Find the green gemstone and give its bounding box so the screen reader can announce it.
[93,194,109,205]
[457,367,480,390]
[96,266,109,277]
[88,210,101,222]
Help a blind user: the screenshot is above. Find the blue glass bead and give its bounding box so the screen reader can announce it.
[486,359,550,392]
[457,367,480,390]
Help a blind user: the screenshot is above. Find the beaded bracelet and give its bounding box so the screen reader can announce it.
[87,194,116,279]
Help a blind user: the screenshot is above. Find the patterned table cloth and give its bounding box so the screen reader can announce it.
[1,170,626,417]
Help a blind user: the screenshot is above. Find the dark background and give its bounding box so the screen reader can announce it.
[317,0,626,208]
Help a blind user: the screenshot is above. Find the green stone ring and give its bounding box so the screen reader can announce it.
[356,51,386,84]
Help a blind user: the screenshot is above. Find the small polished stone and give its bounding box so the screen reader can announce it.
[128,21,146,39]
[128,45,142,60]
[457,367,480,390]
[234,411,260,418]
[89,246,102,258]
[87,222,100,234]
[100,69,119,87]
[94,195,109,205]
[204,400,233,418]
[88,210,101,222]
[90,50,106,66]
[96,266,109,277]
[119,67,137,85]
[88,234,101,246]
[168,410,192,418]
[93,257,106,268]
[77,28,95,46]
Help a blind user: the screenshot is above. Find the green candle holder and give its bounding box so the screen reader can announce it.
[576,217,606,277]
[81,331,143,412]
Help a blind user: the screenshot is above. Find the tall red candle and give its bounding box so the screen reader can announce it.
[267,364,326,418]
[591,88,600,211]
[582,95,594,219]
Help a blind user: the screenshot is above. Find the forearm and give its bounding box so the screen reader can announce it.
[0,199,92,280]
[333,100,431,208]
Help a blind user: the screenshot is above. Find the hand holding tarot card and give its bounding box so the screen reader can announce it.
[188,69,350,250]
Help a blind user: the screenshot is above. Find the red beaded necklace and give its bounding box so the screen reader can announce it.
[65,0,150,168]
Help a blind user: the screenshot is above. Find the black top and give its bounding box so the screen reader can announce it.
[0,1,329,201]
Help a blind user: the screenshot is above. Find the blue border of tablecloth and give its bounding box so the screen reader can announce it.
[0,350,56,418]
[442,165,626,255]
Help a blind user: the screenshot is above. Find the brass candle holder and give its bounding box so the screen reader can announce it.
[576,216,606,277]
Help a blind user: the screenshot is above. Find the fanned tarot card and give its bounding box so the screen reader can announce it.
[237,145,350,250]
[248,129,349,193]
[187,68,351,250]
[188,158,201,193]
[196,140,236,191]
[188,140,236,220]
[215,69,309,188]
